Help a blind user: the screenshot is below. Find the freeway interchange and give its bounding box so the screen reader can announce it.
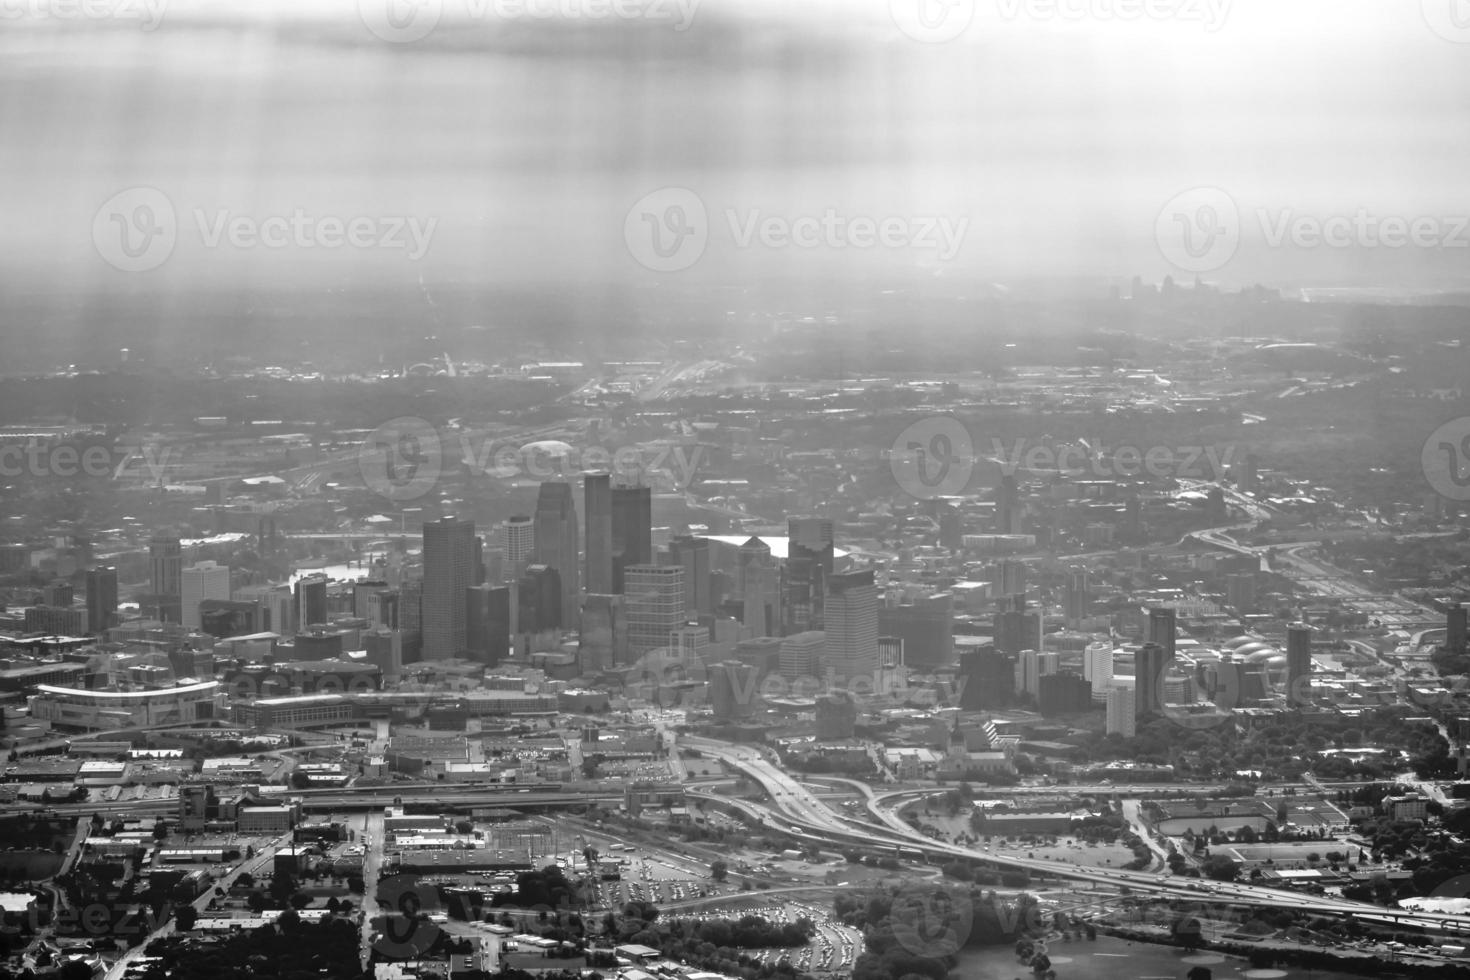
[683,737,1470,937]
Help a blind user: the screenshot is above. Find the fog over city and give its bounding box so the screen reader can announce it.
[7,3,1470,980]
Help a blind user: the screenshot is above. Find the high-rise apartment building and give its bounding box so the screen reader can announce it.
[1286,623,1313,705]
[666,536,712,617]
[1106,678,1137,737]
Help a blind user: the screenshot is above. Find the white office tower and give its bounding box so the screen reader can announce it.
[624,564,685,658]
[181,561,230,629]
[1085,641,1114,703]
[1106,678,1137,737]
[500,516,534,562]
[825,569,879,686]
[1018,648,1059,698]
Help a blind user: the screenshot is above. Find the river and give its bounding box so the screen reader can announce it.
[958,934,1373,980]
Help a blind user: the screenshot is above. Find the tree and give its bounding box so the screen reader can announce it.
[710,861,728,882]
[1201,855,1240,882]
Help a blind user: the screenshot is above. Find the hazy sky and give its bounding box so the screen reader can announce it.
[3,0,1469,293]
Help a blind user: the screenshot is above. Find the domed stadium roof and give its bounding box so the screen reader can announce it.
[521,440,575,455]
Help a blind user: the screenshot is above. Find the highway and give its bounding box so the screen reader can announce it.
[684,737,1470,936]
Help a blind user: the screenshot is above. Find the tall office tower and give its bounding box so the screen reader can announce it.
[465,584,511,666]
[783,517,834,638]
[666,536,712,617]
[933,501,964,550]
[1017,648,1060,698]
[399,580,423,634]
[1135,641,1167,724]
[1450,605,1468,656]
[533,482,580,626]
[85,567,118,635]
[823,569,878,685]
[295,574,329,630]
[41,580,73,609]
[1227,572,1257,615]
[422,516,477,659]
[624,564,684,658]
[501,515,534,564]
[1106,678,1137,737]
[1063,569,1089,624]
[1084,641,1114,702]
[611,484,652,594]
[779,630,826,682]
[670,622,709,657]
[579,594,627,670]
[364,628,405,683]
[957,648,1016,710]
[992,559,1027,599]
[996,474,1020,534]
[742,562,780,638]
[365,589,399,630]
[710,660,758,721]
[879,592,955,671]
[879,635,904,667]
[181,561,231,629]
[1162,667,1195,707]
[788,517,835,573]
[149,532,183,623]
[1237,452,1258,491]
[483,547,506,585]
[1205,487,1227,524]
[1286,623,1313,705]
[517,564,563,635]
[1147,607,1177,662]
[584,473,613,595]
[352,580,389,619]
[996,595,1038,657]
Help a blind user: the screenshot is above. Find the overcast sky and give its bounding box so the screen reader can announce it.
[3,0,1469,293]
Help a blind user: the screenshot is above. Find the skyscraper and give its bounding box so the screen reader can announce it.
[465,584,511,666]
[517,564,563,635]
[996,474,1020,534]
[1084,641,1113,703]
[1063,569,1089,624]
[666,535,711,617]
[295,574,329,630]
[501,515,534,563]
[1135,641,1167,724]
[84,567,118,635]
[533,482,580,625]
[1286,623,1313,706]
[1227,572,1256,615]
[824,569,878,685]
[423,517,477,659]
[584,473,613,596]
[611,485,652,594]
[624,564,684,658]
[579,593,627,670]
[181,561,231,629]
[1148,607,1177,661]
[878,592,955,670]
[149,532,183,623]
[779,631,826,682]
[1106,678,1137,737]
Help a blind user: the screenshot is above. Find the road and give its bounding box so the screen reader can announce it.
[685,736,1470,936]
[104,831,292,980]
